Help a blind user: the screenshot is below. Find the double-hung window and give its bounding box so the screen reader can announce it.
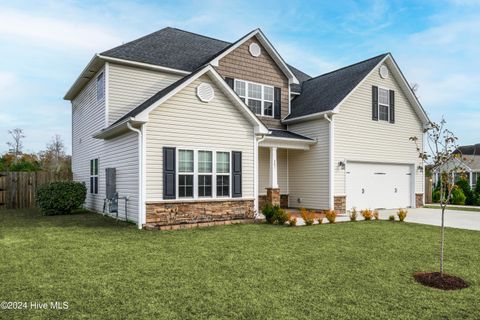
[90,158,98,194]
[216,152,230,197]
[378,88,389,121]
[198,151,212,197]
[178,150,194,198]
[234,79,274,117]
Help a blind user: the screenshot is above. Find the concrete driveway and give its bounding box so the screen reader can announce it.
[379,208,480,231]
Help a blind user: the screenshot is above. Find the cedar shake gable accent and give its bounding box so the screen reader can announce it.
[215,36,290,129]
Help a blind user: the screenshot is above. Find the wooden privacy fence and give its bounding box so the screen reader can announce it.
[0,171,72,210]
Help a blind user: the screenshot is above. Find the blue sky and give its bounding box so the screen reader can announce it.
[0,0,479,154]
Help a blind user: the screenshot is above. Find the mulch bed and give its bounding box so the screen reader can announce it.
[413,272,469,290]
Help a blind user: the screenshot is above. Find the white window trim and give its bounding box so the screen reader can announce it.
[234,79,274,118]
[90,158,99,194]
[176,148,232,200]
[378,86,390,122]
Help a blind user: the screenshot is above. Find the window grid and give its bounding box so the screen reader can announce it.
[378,88,389,121]
[90,158,99,194]
[178,150,194,198]
[176,149,232,199]
[234,79,274,117]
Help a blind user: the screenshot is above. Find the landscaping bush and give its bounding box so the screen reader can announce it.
[456,179,474,205]
[325,210,336,224]
[451,187,466,205]
[388,215,395,221]
[432,189,441,203]
[36,181,86,215]
[301,208,315,226]
[287,213,297,227]
[361,209,373,221]
[397,209,407,222]
[349,208,358,222]
[373,210,380,221]
[274,207,289,225]
[262,203,275,224]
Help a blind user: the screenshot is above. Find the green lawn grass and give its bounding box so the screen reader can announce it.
[1,209,479,320]
[424,204,480,212]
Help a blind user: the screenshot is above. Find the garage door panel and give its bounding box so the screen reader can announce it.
[346,162,412,210]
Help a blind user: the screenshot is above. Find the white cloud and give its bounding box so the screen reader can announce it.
[0,8,122,53]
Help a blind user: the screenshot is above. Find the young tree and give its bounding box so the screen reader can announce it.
[6,128,25,162]
[410,118,465,275]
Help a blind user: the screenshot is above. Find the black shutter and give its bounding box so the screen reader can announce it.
[163,147,176,199]
[225,77,234,89]
[232,151,242,198]
[372,86,379,121]
[389,90,395,124]
[274,87,281,119]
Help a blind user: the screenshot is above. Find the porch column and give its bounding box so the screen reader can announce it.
[269,147,278,188]
[266,147,280,206]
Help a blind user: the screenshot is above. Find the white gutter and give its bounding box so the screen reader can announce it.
[324,114,334,210]
[98,54,190,76]
[283,110,336,124]
[127,122,144,229]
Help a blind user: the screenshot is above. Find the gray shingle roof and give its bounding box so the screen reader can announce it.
[102,27,231,71]
[288,64,312,93]
[101,27,306,92]
[268,129,313,140]
[455,144,480,156]
[286,53,388,120]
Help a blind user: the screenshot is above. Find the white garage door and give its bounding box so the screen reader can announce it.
[346,162,412,210]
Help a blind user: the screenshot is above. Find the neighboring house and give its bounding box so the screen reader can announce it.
[64,27,429,229]
[432,144,480,188]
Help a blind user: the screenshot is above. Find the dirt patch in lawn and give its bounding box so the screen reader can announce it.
[413,272,469,290]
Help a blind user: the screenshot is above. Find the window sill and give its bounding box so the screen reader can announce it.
[146,197,255,204]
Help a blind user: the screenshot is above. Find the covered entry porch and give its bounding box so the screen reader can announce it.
[257,130,316,209]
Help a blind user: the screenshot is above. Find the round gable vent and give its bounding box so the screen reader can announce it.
[196,83,215,102]
[249,42,261,57]
[379,65,389,79]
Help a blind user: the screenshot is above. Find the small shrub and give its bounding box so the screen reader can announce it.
[373,210,380,221]
[388,215,395,221]
[349,208,358,222]
[301,208,315,226]
[432,189,440,203]
[317,216,323,224]
[361,209,373,221]
[274,207,289,225]
[287,213,297,227]
[262,203,275,224]
[456,179,474,205]
[451,187,466,205]
[36,181,87,215]
[397,209,408,222]
[325,210,337,224]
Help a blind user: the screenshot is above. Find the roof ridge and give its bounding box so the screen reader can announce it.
[305,53,389,83]
[101,27,173,54]
[169,27,231,45]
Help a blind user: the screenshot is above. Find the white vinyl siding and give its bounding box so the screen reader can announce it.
[72,66,140,222]
[287,119,330,209]
[258,148,288,195]
[107,63,182,125]
[334,61,424,200]
[145,74,255,201]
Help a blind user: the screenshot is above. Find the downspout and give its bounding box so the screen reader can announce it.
[324,114,334,210]
[127,122,144,230]
[254,134,267,217]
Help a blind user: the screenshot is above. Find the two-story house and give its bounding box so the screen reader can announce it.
[64,27,429,229]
